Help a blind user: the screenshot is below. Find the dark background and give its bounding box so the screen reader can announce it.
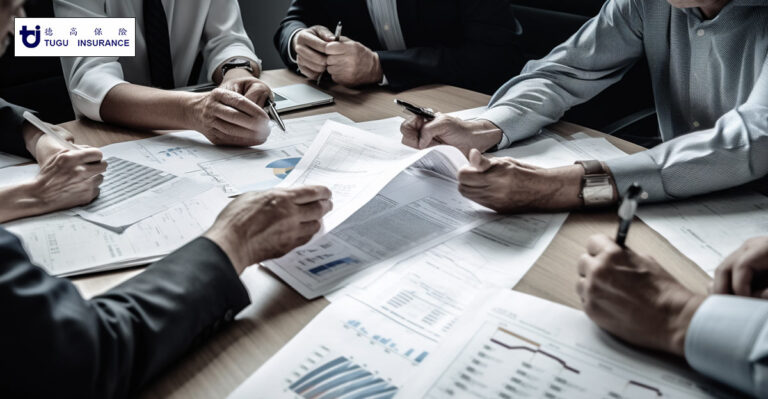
[0,0,658,145]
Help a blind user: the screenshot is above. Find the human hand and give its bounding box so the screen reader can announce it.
[325,37,383,87]
[457,149,584,213]
[219,75,273,108]
[188,88,271,147]
[577,234,705,356]
[713,236,768,298]
[204,186,333,274]
[293,25,335,80]
[400,115,502,156]
[30,147,107,214]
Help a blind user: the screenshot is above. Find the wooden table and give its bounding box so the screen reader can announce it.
[62,69,711,398]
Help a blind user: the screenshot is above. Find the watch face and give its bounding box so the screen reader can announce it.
[586,185,614,202]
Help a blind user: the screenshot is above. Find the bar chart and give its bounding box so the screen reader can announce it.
[286,348,399,399]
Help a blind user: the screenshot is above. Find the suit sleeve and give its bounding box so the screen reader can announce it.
[274,0,326,71]
[0,99,33,157]
[377,0,523,93]
[0,229,251,399]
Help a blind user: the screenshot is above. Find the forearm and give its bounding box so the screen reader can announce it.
[0,183,48,223]
[100,83,201,131]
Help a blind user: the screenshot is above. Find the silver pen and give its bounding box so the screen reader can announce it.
[266,98,286,132]
[317,21,343,85]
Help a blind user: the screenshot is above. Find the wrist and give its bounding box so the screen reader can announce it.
[22,123,44,160]
[542,165,586,210]
[0,181,46,222]
[204,228,249,275]
[370,52,384,85]
[182,92,206,130]
[468,119,503,152]
[222,68,254,83]
[667,290,706,356]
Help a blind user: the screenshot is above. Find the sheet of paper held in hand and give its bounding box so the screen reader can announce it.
[263,121,487,299]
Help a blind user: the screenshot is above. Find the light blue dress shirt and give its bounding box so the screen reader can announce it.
[686,295,768,397]
[480,0,768,202]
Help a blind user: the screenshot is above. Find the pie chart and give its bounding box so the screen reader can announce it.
[267,157,302,179]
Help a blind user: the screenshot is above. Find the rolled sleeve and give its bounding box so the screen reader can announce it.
[66,61,127,122]
[685,295,768,397]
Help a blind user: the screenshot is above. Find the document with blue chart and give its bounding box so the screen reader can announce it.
[228,293,465,399]
[400,290,735,399]
[97,112,353,195]
[265,168,497,299]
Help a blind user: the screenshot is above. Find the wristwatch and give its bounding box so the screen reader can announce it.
[575,160,616,208]
[221,58,254,77]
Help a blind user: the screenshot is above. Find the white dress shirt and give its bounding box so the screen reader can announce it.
[53,0,261,121]
[481,0,768,202]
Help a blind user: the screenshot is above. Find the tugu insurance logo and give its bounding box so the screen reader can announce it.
[15,18,135,57]
[19,24,41,48]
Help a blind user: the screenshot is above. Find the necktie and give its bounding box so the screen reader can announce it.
[143,0,175,89]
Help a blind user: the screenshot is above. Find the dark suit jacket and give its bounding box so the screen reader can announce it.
[0,99,32,157]
[274,0,524,94]
[0,229,250,398]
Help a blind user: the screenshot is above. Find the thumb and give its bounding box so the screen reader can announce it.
[314,26,335,41]
[469,149,492,172]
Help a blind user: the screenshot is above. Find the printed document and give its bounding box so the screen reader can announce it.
[264,170,497,299]
[638,191,768,276]
[73,157,210,230]
[277,120,468,233]
[228,294,455,399]
[5,189,230,276]
[401,290,735,398]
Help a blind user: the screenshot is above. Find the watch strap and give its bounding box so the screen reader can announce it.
[575,160,615,208]
[575,160,605,175]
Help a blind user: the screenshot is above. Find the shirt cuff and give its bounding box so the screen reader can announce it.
[287,28,303,65]
[70,67,127,122]
[685,295,768,397]
[206,44,262,83]
[478,106,538,149]
[604,151,668,201]
[379,74,389,87]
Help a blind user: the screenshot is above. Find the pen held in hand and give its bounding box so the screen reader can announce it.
[615,183,647,248]
[317,21,343,86]
[23,111,79,151]
[266,99,286,133]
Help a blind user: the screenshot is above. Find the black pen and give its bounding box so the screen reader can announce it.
[395,99,436,120]
[616,183,647,248]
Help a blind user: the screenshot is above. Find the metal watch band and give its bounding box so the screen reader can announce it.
[221,58,253,77]
[575,160,615,208]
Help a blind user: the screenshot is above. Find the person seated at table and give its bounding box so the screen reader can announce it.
[54,0,273,147]
[400,0,768,213]
[0,3,334,397]
[578,234,768,398]
[274,0,524,94]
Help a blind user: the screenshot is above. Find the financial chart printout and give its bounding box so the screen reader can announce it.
[402,291,735,399]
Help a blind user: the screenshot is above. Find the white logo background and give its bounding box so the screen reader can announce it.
[15,18,136,57]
